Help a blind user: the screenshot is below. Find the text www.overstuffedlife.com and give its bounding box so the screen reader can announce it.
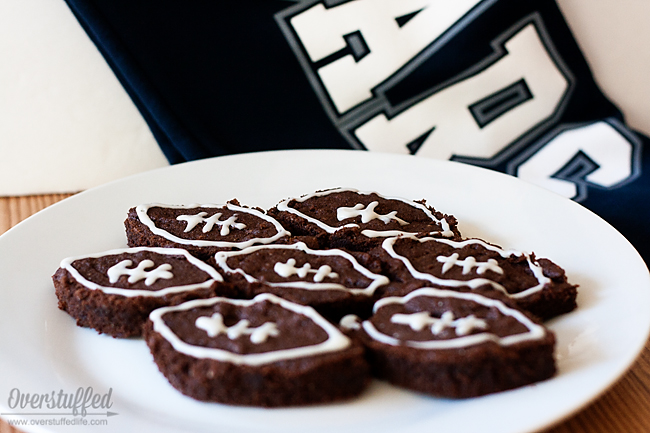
[5,416,110,428]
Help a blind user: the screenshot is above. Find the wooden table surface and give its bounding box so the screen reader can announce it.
[1,193,649,433]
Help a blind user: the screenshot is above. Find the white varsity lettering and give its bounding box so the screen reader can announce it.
[279,2,638,204]
[355,22,569,160]
[516,121,635,200]
[289,0,482,113]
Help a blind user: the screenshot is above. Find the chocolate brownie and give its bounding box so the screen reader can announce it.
[378,236,577,320]
[52,187,579,405]
[267,188,461,251]
[53,247,231,338]
[145,293,370,406]
[342,287,556,398]
[213,242,390,320]
[125,201,291,261]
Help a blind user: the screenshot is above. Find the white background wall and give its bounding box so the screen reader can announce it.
[0,0,167,196]
[0,0,648,195]
[556,0,650,138]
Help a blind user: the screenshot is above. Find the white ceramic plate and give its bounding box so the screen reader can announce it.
[1,150,649,433]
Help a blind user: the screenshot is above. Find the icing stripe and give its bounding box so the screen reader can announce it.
[275,188,454,238]
[60,247,223,297]
[363,287,546,349]
[135,203,290,248]
[214,242,389,296]
[382,236,551,299]
[150,293,351,366]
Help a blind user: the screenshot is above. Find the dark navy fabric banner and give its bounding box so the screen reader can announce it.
[64,0,650,263]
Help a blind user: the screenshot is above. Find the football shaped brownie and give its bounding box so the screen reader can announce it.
[342,287,556,398]
[378,236,577,320]
[213,242,390,320]
[53,247,230,337]
[145,293,370,406]
[125,201,290,260]
[267,188,460,250]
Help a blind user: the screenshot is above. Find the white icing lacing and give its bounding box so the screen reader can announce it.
[339,314,361,331]
[275,188,454,238]
[437,253,503,275]
[150,293,351,366]
[135,203,290,248]
[107,259,173,286]
[176,212,246,236]
[382,236,551,300]
[214,242,388,295]
[391,311,487,337]
[274,258,339,282]
[60,247,223,297]
[195,313,280,344]
[362,287,546,349]
[337,201,409,226]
